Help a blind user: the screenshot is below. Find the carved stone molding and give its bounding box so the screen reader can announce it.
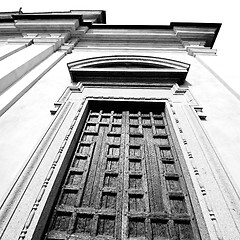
[169,102,223,240]
[7,38,33,45]
[187,46,217,56]
[171,84,207,120]
[0,101,74,239]
[171,102,240,239]
[19,100,86,240]
[68,55,190,87]
[193,106,207,120]
[50,83,84,115]
[58,38,80,54]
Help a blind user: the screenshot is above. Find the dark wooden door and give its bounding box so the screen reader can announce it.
[45,105,200,240]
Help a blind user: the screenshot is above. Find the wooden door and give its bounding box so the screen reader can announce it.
[44,104,200,240]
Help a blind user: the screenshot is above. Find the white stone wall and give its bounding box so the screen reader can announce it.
[1,38,240,239]
[0,44,71,201]
[188,55,240,191]
[0,40,239,213]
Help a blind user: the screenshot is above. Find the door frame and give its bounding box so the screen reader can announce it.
[2,93,239,240]
[30,97,210,240]
[41,99,204,239]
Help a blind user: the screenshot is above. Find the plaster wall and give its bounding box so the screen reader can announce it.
[185,55,240,191]
[0,46,240,206]
[0,49,71,201]
[0,49,190,203]
[198,52,240,97]
[0,43,55,94]
[67,50,240,193]
[0,43,27,61]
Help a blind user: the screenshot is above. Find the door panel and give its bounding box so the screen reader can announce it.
[44,104,200,240]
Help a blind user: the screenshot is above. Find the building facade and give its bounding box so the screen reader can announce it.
[0,10,239,240]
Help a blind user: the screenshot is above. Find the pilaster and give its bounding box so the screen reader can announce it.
[0,38,32,61]
[0,33,78,117]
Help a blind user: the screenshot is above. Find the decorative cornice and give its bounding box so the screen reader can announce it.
[81,22,221,51]
[7,38,33,45]
[85,96,170,102]
[0,10,105,24]
[68,55,190,86]
[0,12,221,52]
[68,55,190,69]
[89,22,221,48]
[58,38,80,53]
[193,106,207,120]
[171,22,221,48]
[171,84,189,95]
[187,46,217,56]
[0,10,104,36]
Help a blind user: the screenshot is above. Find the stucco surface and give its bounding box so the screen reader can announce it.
[0,44,26,60]
[1,48,240,208]
[0,53,73,201]
[186,56,240,191]
[0,44,54,94]
[0,50,191,202]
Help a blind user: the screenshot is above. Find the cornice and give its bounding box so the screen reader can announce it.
[90,22,221,49]
[0,10,105,23]
[0,10,104,35]
[171,22,221,48]
[68,55,190,69]
[68,55,190,85]
[0,11,221,53]
[187,46,217,56]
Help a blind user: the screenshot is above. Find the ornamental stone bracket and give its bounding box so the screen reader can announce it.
[172,83,198,105]
[193,106,207,120]
[171,83,207,120]
[50,83,84,115]
[22,32,71,51]
[58,38,80,54]
[21,34,82,53]
[180,39,217,56]
[187,46,217,57]
[7,37,33,46]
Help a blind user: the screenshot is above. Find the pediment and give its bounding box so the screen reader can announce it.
[68,55,190,86]
[68,55,189,70]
